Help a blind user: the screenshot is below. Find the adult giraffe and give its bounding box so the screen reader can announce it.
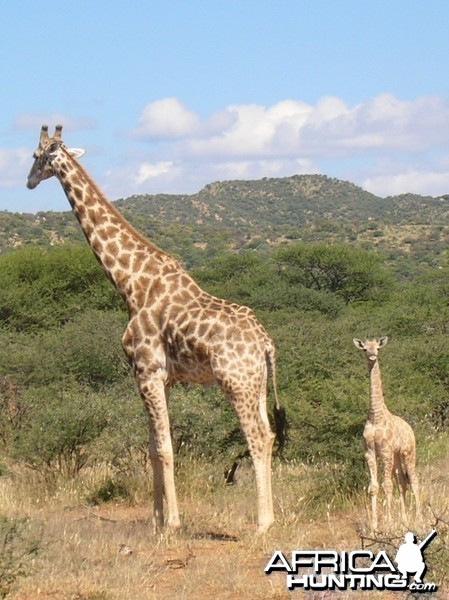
[27,125,285,533]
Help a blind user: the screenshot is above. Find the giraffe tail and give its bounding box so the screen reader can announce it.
[266,344,288,453]
[222,345,287,484]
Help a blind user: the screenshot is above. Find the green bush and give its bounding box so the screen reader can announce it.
[0,516,40,598]
[0,245,122,331]
[0,240,447,502]
[0,311,128,389]
[86,477,132,504]
[12,386,110,476]
[274,242,393,304]
[49,309,129,388]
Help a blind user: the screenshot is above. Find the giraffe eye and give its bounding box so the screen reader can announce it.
[46,142,60,154]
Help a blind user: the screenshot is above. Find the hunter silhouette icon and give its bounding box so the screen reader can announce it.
[395,530,436,583]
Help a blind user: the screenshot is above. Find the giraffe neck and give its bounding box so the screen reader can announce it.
[367,360,388,423]
[52,148,175,309]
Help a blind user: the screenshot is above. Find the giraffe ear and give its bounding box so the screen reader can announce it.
[353,338,365,350]
[378,336,388,348]
[67,148,86,159]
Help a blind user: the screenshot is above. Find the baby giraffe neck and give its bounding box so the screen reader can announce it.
[368,360,387,423]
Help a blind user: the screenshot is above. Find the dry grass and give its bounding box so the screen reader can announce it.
[0,442,448,600]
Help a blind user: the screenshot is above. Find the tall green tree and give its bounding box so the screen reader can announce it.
[275,242,392,304]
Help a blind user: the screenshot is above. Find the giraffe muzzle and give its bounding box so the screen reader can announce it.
[26,177,39,190]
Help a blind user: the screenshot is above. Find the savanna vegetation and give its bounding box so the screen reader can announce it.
[3,241,447,476]
[0,176,448,597]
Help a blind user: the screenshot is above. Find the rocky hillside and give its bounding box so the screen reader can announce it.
[116,174,449,228]
[1,174,449,268]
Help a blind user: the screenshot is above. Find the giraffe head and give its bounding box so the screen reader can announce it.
[353,337,388,363]
[26,124,85,189]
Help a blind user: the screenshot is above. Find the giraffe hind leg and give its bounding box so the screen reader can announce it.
[223,375,275,534]
[258,359,275,527]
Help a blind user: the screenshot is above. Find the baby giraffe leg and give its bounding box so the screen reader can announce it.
[393,453,408,524]
[404,450,420,523]
[382,453,394,530]
[364,444,379,531]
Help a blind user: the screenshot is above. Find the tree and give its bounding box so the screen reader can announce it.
[0,245,123,331]
[274,242,392,304]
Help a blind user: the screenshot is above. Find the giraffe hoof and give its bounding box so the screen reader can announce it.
[256,520,274,535]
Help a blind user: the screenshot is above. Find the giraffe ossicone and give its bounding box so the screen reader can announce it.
[27,124,286,534]
[353,337,420,531]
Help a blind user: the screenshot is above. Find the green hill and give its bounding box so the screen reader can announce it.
[1,174,449,269]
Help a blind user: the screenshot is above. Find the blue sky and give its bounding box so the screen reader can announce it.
[2,0,449,212]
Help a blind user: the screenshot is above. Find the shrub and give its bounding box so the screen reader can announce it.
[12,386,110,477]
[0,516,40,598]
[86,477,132,504]
[274,242,393,304]
[0,245,122,331]
[49,309,129,388]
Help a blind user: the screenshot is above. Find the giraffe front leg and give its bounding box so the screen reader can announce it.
[364,445,379,531]
[138,369,181,532]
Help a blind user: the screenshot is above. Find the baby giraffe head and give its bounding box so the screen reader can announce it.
[353,337,388,363]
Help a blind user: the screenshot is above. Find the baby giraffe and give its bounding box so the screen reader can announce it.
[353,337,420,531]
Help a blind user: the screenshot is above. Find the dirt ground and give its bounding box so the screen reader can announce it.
[2,454,448,599]
[7,500,448,600]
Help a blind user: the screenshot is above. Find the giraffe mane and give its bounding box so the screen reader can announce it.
[61,147,175,261]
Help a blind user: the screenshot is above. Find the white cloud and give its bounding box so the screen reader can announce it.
[134,161,173,184]
[0,148,30,188]
[208,157,318,182]
[299,94,449,155]
[107,93,449,198]
[131,98,237,142]
[104,159,184,198]
[135,94,449,161]
[132,98,201,140]
[6,92,449,210]
[364,169,449,197]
